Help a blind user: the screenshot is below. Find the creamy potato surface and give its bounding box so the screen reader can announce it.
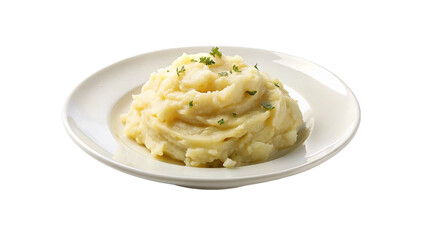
[121,48,302,168]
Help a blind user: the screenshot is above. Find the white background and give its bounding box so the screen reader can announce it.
[1,0,425,239]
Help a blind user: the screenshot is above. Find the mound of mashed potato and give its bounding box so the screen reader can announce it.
[121,48,302,168]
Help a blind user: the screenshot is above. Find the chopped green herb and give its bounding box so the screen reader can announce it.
[176,66,185,76]
[232,113,237,117]
[209,47,222,58]
[167,70,169,72]
[199,56,215,65]
[229,70,232,74]
[232,65,241,72]
[189,100,193,107]
[254,63,259,70]
[274,82,280,87]
[218,72,229,76]
[218,118,225,125]
[190,59,197,62]
[246,90,257,95]
[261,102,275,110]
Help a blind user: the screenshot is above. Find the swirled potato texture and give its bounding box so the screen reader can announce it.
[121,51,302,168]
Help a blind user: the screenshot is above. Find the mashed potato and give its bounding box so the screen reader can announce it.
[121,47,303,168]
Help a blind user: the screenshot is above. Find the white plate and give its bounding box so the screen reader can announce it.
[63,46,360,189]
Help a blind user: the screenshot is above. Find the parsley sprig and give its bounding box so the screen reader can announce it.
[246,90,257,95]
[232,65,241,72]
[261,102,275,110]
[218,118,225,125]
[176,66,185,76]
[199,56,215,65]
[210,47,222,58]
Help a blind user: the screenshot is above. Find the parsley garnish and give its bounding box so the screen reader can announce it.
[199,56,215,65]
[189,100,193,107]
[167,70,169,72]
[254,63,259,70]
[246,90,257,95]
[232,113,237,117]
[210,47,222,58]
[191,59,197,62]
[261,102,275,110]
[218,72,229,77]
[232,65,241,72]
[274,82,280,87]
[176,66,185,76]
[218,118,225,125]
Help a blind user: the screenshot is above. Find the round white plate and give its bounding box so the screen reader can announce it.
[63,46,360,189]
